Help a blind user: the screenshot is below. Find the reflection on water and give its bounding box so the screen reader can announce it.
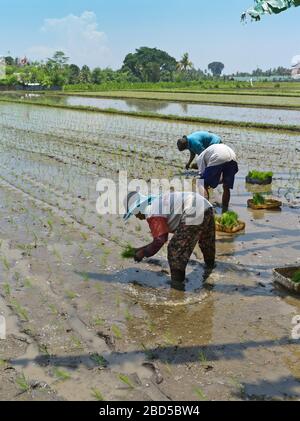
[2,92,300,126]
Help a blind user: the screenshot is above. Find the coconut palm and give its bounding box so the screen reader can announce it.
[177,53,193,72]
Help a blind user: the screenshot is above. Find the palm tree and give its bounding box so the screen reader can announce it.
[177,53,193,72]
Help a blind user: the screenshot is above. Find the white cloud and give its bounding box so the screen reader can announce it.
[27,11,110,68]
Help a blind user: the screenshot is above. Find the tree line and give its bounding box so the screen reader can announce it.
[1,48,226,87]
[0,47,292,88]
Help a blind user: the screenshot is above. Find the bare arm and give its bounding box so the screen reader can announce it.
[186,151,196,170]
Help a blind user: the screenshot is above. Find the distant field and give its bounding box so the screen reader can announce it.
[61,90,300,109]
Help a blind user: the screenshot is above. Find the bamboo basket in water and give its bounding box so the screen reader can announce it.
[247,199,282,210]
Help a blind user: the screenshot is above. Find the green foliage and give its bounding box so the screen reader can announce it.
[248,170,273,181]
[292,270,300,284]
[121,244,135,259]
[252,193,266,205]
[208,61,225,77]
[215,211,239,228]
[122,47,177,82]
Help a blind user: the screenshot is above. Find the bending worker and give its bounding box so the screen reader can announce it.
[124,191,216,285]
[177,131,222,170]
[197,143,239,213]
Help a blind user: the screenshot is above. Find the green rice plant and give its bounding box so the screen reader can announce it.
[10,299,29,322]
[65,290,77,300]
[215,211,239,229]
[93,316,105,326]
[53,367,71,381]
[141,343,155,360]
[292,270,300,284]
[94,284,103,296]
[252,193,266,205]
[80,232,89,241]
[118,374,135,389]
[198,351,208,364]
[247,170,273,181]
[24,277,33,288]
[91,354,108,368]
[0,359,7,367]
[16,373,30,392]
[125,308,134,322]
[121,244,135,259]
[112,324,123,339]
[91,388,104,401]
[194,387,207,400]
[3,283,11,297]
[71,336,83,349]
[1,256,10,271]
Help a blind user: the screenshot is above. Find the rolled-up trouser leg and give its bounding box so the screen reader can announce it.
[198,208,216,267]
[168,223,200,283]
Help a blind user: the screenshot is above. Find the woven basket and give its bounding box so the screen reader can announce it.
[246,176,273,185]
[273,267,300,293]
[215,221,246,234]
[247,199,282,210]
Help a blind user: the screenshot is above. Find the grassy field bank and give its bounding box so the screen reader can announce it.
[0,96,299,133]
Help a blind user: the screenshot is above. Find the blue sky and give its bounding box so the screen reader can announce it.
[0,0,299,73]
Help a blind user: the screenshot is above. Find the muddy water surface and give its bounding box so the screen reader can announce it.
[0,102,299,401]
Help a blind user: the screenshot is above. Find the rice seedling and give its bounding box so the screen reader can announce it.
[198,351,208,364]
[91,354,108,368]
[53,367,71,381]
[111,324,123,339]
[94,284,103,297]
[16,373,30,393]
[193,387,207,401]
[10,299,29,322]
[48,304,59,316]
[247,170,273,181]
[141,343,155,360]
[118,374,135,389]
[215,211,239,229]
[91,388,105,401]
[65,290,77,300]
[23,277,33,288]
[124,308,134,322]
[1,256,10,271]
[3,282,11,297]
[252,193,266,205]
[121,244,135,259]
[71,336,83,349]
[93,316,105,327]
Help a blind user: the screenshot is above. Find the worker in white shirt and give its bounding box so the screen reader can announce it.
[197,144,239,213]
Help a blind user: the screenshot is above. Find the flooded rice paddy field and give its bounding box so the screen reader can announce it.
[0,101,300,401]
[2,92,300,126]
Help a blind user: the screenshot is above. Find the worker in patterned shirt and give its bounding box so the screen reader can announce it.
[123,191,216,286]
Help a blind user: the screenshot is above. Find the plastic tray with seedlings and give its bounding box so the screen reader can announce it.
[215,211,245,234]
[246,170,273,185]
[273,267,300,293]
[247,193,282,210]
